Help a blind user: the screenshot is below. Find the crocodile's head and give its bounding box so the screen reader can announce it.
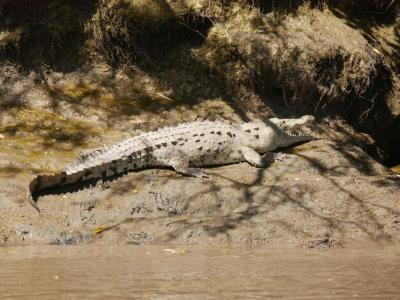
[240,116,314,152]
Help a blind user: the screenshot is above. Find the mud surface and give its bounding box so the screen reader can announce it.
[1,131,399,247]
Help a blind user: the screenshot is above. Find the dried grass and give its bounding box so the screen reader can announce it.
[196,3,391,118]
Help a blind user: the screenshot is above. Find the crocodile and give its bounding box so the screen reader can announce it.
[27,115,314,211]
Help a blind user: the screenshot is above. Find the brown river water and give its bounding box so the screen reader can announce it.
[1,243,400,299]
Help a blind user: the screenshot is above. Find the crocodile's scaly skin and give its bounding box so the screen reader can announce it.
[27,115,314,210]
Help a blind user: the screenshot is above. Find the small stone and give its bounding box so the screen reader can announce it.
[163,248,188,254]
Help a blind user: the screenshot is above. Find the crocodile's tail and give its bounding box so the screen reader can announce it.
[27,176,41,212]
[27,170,89,212]
[28,172,64,212]
[27,149,149,212]
[27,166,112,212]
[27,144,120,212]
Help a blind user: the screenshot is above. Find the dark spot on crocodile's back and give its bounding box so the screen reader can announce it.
[216,131,221,135]
[245,129,251,133]
[254,134,259,139]
[35,176,42,190]
[171,141,177,145]
[198,146,203,151]
[59,173,67,185]
[227,132,233,137]
[76,173,84,183]
[110,162,117,174]
[84,170,92,177]
[195,139,200,143]
[162,142,167,147]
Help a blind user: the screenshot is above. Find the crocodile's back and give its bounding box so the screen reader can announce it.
[66,120,239,172]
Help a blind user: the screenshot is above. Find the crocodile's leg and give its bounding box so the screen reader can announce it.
[240,146,289,168]
[240,146,266,167]
[161,155,209,179]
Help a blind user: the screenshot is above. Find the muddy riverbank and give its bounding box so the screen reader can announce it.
[1,130,399,247]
